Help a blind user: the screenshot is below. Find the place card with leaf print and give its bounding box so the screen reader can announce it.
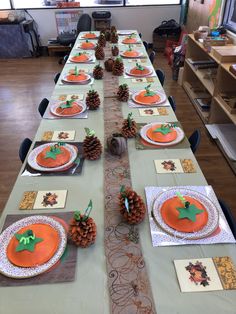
[19,190,67,210]
[42,130,76,141]
[154,159,196,174]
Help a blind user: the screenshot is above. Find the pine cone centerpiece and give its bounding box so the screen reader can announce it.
[105,29,111,41]
[111,25,117,33]
[121,113,137,138]
[119,186,146,224]
[98,33,106,47]
[104,58,114,72]
[83,127,102,160]
[112,45,119,56]
[111,31,118,44]
[112,58,124,76]
[117,84,129,102]
[95,44,105,60]
[68,200,97,248]
[86,89,101,110]
[93,64,104,79]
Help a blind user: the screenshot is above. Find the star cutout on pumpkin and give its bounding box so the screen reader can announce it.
[176,204,204,222]
[153,125,172,135]
[15,230,43,252]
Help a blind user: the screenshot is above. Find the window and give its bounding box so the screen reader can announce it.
[223,0,236,34]
[0,0,11,9]
[126,0,180,5]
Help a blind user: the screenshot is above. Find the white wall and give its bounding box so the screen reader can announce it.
[28,6,181,45]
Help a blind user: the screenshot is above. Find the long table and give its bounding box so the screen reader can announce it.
[0,31,235,314]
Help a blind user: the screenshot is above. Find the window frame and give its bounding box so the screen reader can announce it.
[222,0,236,34]
[1,0,181,10]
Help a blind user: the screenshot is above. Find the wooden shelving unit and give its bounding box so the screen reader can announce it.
[183,34,236,174]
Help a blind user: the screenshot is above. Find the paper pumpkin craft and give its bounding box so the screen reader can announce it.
[122,35,138,44]
[146,124,177,143]
[36,143,71,168]
[82,32,97,39]
[80,40,95,49]
[133,85,161,105]
[128,63,152,77]
[70,52,90,63]
[65,67,90,82]
[122,45,140,58]
[54,100,85,116]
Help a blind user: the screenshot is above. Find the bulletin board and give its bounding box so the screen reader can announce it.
[55,10,83,34]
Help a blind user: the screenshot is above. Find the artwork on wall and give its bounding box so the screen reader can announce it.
[208,0,223,29]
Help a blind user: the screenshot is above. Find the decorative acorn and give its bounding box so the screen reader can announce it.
[95,44,105,60]
[98,33,106,47]
[86,89,101,110]
[121,112,137,138]
[93,64,104,79]
[111,31,118,44]
[107,133,127,156]
[119,186,146,225]
[117,84,129,102]
[104,58,114,72]
[105,29,111,41]
[112,45,119,56]
[112,57,124,76]
[111,25,117,33]
[68,200,97,248]
[83,127,102,160]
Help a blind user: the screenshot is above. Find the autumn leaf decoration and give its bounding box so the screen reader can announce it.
[74,200,93,222]
[144,84,156,97]
[153,124,173,135]
[120,185,130,214]
[176,192,204,222]
[15,230,43,252]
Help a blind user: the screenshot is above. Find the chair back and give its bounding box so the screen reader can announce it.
[218,199,236,239]
[156,68,165,86]
[168,95,176,112]
[38,98,49,117]
[149,51,155,64]
[77,14,92,33]
[188,129,201,154]
[19,138,32,163]
[139,33,142,38]
[143,41,148,51]
[54,72,61,84]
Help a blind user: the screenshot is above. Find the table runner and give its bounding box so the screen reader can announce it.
[103,70,156,313]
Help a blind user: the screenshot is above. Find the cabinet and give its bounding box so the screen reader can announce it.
[183,34,236,173]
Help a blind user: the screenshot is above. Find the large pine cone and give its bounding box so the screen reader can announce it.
[98,34,106,47]
[95,45,105,60]
[117,84,129,102]
[104,58,114,72]
[112,58,124,76]
[111,32,118,44]
[93,65,104,80]
[86,90,101,110]
[105,29,111,41]
[112,45,119,56]
[111,25,117,33]
[119,188,146,224]
[83,135,102,160]
[121,119,137,138]
[69,216,97,248]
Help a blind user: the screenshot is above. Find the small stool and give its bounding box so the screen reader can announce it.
[47,44,71,56]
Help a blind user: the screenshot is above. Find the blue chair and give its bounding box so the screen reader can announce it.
[156,69,165,86]
[38,98,49,117]
[218,199,236,239]
[168,95,176,112]
[54,72,61,84]
[139,32,142,38]
[149,51,155,64]
[188,129,201,154]
[19,138,32,163]
[143,41,148,51]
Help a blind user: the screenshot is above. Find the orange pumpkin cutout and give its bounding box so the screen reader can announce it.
[146,124,177,143]
[66,72,89,82]
[134,90,161,104]
[83,33,96,39]
[70,54,89,62]
[80,41,95,49]
[130,67,150,76]
[36,146,71,168]
[7,224,60,267]
[122,38,137,44]
[160,196,208,233]
[123,50,139,57]
[56,102,83,116]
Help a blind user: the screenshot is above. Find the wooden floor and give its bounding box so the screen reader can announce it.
[0,54,235,219]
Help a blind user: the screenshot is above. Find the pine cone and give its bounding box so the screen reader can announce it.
[95,45,105,60]
[104,58,114,72]
[105,29,111,41]
[69,215,97,248]
[112,45,119,56]
[98,33,106,47]
[121,113,137,138]
[111,25,117,33]
[86,89,101,110]
[83,128,102,160]
[119,187,146,225]
[111,31,118,44]
[112,58,124,76]
[117,84,129,102]
[93,64,104,80]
